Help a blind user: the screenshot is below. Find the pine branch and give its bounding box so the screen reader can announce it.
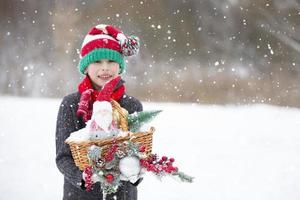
[172,171,194,183]
[128,110,162,132]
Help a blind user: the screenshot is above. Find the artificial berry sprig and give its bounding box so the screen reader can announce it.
[83,166,93,191]
[140,154,178,174]
[104,142,118,162]
[140,154,193,182]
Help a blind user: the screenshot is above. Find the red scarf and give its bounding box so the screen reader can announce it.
[77,76,125,122]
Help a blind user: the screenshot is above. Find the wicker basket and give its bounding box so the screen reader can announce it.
[65,100,154,171]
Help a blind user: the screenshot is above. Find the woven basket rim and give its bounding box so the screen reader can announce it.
[65,126,155,145]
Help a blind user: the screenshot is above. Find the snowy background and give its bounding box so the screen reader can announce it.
[1,96,300,200]
[1,0,300,106]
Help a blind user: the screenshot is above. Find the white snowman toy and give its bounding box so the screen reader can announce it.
[87,101,119,140]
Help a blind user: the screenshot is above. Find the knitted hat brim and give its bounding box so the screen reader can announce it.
[78,48,125,74]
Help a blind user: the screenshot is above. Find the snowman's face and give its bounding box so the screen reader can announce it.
[94,109,113,132]
[95,109,111,116]
[92,101,113,132]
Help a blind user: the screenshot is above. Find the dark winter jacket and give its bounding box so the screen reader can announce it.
[55,92,143,200]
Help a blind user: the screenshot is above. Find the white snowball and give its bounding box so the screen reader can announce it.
[119,156,141,183]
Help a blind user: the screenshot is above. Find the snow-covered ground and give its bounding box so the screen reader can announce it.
[1,96,300,200]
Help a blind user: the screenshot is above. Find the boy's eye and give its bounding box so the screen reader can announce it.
[95,60,115,63]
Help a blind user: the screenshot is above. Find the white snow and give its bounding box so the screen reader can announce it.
[65,127,90,142]
[1,96,300,200]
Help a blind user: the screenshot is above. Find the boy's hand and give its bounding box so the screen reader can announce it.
[97,76,122,101]
[77,89,93,121]
[131,177,143,186]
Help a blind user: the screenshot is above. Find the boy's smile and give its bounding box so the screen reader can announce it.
[97,74,113,81]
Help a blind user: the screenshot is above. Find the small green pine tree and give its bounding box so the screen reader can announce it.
[128,110,162,132]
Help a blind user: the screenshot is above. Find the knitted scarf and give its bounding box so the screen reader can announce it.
[77,75,125,122]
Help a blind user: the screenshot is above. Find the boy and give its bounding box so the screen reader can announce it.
[55,24,142,200]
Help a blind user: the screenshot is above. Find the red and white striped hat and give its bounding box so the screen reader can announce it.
[78,24,140,74]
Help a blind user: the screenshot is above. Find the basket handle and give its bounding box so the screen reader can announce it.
[111,100,129,131]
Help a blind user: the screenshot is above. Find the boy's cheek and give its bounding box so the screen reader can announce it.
[113,65,120,73]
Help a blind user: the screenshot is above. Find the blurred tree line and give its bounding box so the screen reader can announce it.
[0,0,299,107]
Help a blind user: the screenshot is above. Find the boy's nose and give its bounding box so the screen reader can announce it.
[101,63,109,70]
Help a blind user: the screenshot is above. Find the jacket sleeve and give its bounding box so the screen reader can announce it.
[55,97,84,190]
[120,95,143,114]
[135,99,143,112]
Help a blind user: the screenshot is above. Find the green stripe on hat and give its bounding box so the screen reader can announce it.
[78,48,125,74]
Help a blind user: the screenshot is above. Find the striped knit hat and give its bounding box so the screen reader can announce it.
[78,24,140,74]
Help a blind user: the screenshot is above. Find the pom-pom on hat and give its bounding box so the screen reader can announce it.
[78,24,140,74]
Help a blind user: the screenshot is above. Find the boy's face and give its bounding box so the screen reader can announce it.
[85,59,120,90]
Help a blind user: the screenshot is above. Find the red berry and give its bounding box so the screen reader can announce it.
[139,145,146,152]
[148,157,154,163]
[162,156,168,161]
[105,154,114,162]
[106,174,114,183]
[169,158,175,162]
